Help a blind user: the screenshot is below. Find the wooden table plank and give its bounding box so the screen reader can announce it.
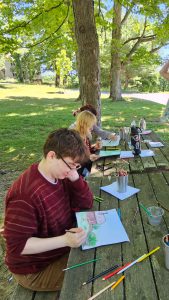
[60,247,96,300]
[92,176,123,300]
[119,174,158,300]
[60,177,102,300]
[141,131,169,170]
[148,172,169,228]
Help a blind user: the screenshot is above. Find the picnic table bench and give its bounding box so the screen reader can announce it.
[11,131,169,300]
[11,285,59,300]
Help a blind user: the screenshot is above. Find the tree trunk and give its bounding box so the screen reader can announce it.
[55,73,60,87]
[109,1,123,101]
[124,66,130,90]
[72,0,101,125]
[75,50,82,102]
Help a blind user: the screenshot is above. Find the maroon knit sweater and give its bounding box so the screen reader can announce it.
[4,163,93,274]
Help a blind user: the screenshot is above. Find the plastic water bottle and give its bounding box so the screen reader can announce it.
[131,119,136,127]
[139,118,146,131]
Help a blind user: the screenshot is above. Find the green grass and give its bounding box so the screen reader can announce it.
[0,83,169,172]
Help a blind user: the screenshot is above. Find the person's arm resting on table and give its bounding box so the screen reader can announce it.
[93,124,117,140]
[22,228,87,255]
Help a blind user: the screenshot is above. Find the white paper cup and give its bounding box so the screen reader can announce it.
[147,206,164,226]
[162,234,169,270]
[116,175,128,193]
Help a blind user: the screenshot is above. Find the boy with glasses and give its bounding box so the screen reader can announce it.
[3,128,93,293]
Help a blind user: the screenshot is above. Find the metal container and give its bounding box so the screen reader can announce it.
[116,175,128,193]
[162,234,169,270]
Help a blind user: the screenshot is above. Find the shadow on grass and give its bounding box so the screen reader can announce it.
[0,84,14,89]
[47,91,65,94]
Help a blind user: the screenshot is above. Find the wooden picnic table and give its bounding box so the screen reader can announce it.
[94,130,169,176]
[60,131,169,300]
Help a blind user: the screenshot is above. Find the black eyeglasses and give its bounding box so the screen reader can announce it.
[60,155,81,170]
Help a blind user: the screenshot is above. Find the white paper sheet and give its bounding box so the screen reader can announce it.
[139,149,155,157]
[100,182,140,201]
[141,130,152,135]
[120,151,134,158]
[149,141,164,148]
[76,209,129,250]
[99,150,121,157]
[102,135,120,147]
[120,150,154,158]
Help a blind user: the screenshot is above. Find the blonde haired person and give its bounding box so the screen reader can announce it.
[70,104,117,141]
[75,111,101,176]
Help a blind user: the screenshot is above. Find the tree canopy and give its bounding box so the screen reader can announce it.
[0,0,169,102]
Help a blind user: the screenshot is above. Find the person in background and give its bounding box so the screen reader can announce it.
[75,110,101,176]
[159,60,169,121]
[160,60,169,80]
[70,104,117,141]
[3,128,93,292]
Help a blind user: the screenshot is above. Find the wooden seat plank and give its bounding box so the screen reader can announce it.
[11,285,35,300]
[120,174,158,300]
[34,291,59,300]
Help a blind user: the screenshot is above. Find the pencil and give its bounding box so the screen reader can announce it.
[102,262,130,280]
[65,230,76,234]
[117,254,146,274]
[94,196,104,201]
[137,246,160,262]
[111,275,125,290]
[139,203,152,217]
[63,258,101,271]
[82,264,119,285]
[94,198,102,203]
[88,281,116,300]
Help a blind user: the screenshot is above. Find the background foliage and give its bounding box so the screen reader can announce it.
[0,1,169,92]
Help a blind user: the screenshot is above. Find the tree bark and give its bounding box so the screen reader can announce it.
[75,50,82,102]
[72,0,101,125]
[55,73,60,87]
[109,1,123,101]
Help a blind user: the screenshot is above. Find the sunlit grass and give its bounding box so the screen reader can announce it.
[0,83,168,172]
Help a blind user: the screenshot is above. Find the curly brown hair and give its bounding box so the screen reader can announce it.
[79,104,97,116]
[43,128,89,163]
[73,104,97,117]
